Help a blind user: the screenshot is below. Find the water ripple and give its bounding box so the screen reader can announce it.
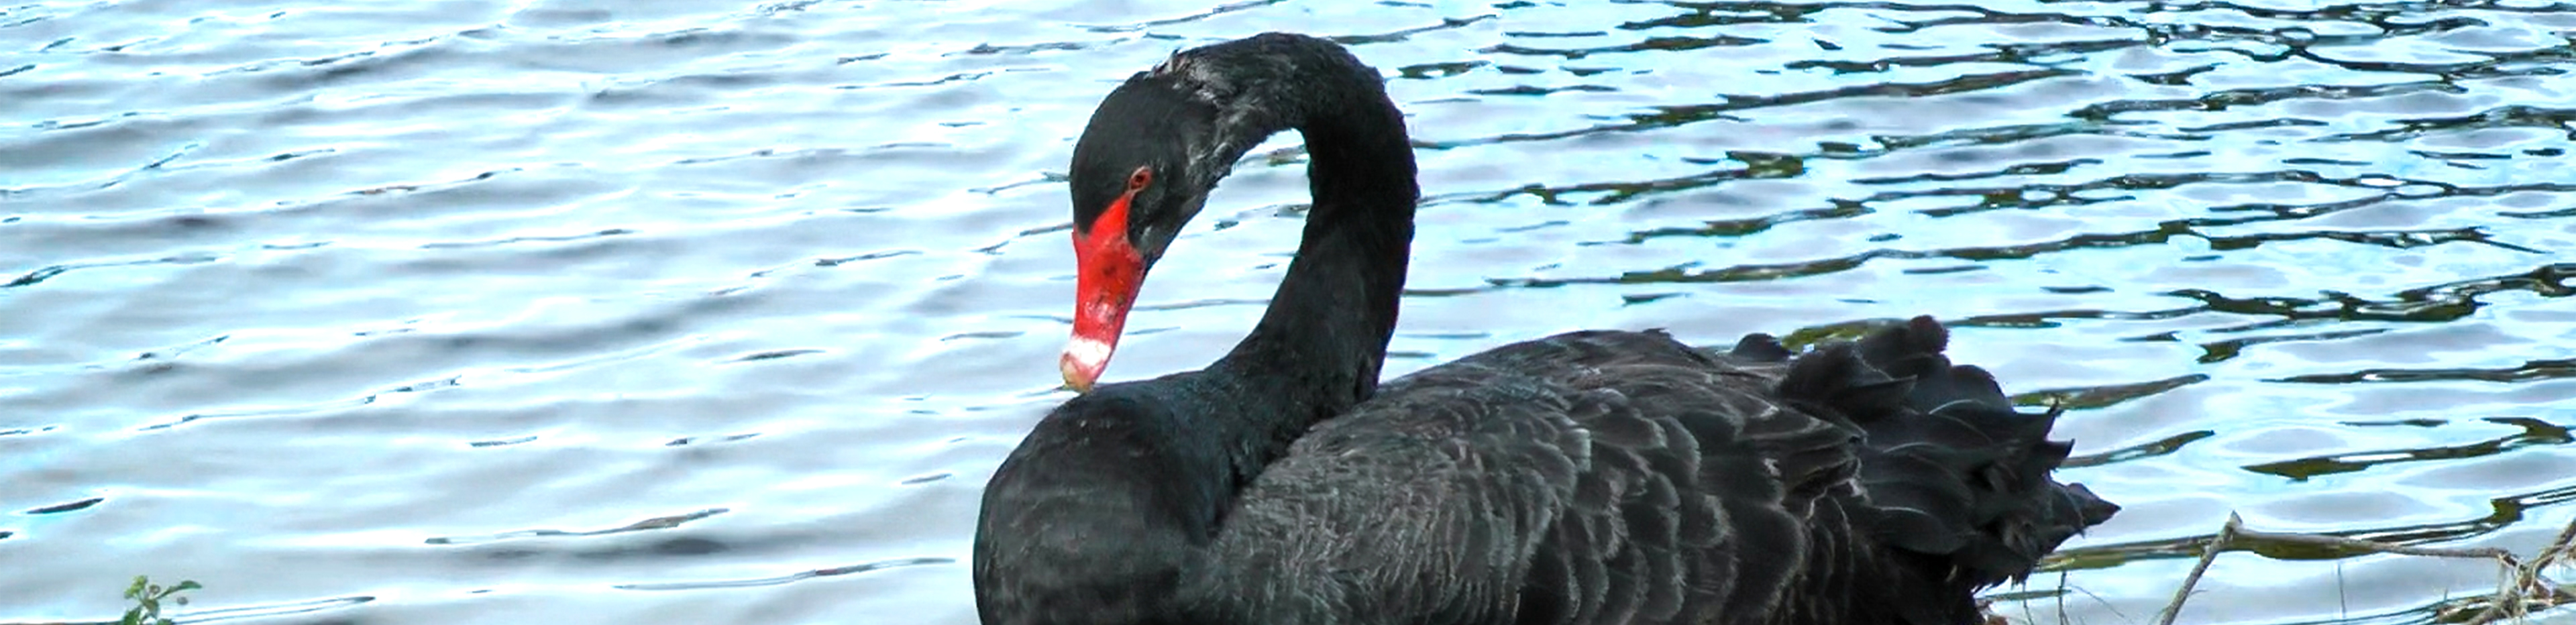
[1,0,2571,624]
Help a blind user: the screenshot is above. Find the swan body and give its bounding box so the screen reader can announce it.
[973,33,2118,625]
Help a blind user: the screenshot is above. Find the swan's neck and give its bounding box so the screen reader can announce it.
[1212,82,1418,420]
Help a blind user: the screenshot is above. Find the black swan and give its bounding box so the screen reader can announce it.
[974,33,2118,625]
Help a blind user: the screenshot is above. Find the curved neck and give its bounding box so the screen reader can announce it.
[971,36,1419,625]
[1179,35,1421,415]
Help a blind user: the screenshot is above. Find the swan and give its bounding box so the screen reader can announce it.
[974,32,2118,625]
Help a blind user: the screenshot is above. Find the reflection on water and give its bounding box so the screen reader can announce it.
[1,0,2571,623]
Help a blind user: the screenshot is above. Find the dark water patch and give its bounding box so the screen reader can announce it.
[133,395,379,431]
[725,348,823,362]
[2019,374,2212,410]
[665,433,760,446]
[2063,429,2216,469]
[2273,358,2576,385]
[2164,262,2573,328]
[1327,15,1501,46]
[2245,416,2575,481]
[21,496,102,514]
[1489,225,2540,291]
[1,251,224,290]
[611,556,955,591]
[2194,327,2391,363]
[1409,70,2091,154]
[167,595,376,623]
[1076,0,1289,34]
[427,508,730,546]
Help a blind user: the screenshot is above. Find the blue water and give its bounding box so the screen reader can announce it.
[3,1,2573,624]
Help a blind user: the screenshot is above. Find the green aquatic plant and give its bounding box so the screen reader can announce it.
[119,575,199,625]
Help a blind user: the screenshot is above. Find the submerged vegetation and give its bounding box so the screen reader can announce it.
[119,576,199,625]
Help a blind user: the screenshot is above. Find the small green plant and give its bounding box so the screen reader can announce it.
[119,575,199,625]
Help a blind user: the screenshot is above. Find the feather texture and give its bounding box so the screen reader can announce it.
[975,33,2116,625]
[1161,318,2116,625]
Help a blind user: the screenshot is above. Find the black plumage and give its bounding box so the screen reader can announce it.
[974,32,2118,625]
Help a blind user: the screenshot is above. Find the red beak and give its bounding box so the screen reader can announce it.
[1063,188,1144,393]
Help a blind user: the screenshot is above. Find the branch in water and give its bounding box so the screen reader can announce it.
[2153,512,2576,625]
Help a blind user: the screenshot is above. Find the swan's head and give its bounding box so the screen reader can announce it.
[1059,68,1229,392]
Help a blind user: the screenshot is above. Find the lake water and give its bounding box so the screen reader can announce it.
[4,0,2573,624]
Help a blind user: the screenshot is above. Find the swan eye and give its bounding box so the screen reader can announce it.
[1126,166,1153,192]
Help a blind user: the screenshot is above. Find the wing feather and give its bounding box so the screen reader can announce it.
[1173,321,2114,625]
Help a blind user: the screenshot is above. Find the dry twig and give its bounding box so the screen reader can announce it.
[2460,519,2576,624]
[2155,512,2576,625]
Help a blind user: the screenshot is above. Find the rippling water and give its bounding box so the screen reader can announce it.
[4,0,2573,623]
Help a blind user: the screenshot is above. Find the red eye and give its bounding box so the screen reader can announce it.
[1126,167,1152,192]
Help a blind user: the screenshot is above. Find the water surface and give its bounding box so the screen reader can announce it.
[3,0,2573,623]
